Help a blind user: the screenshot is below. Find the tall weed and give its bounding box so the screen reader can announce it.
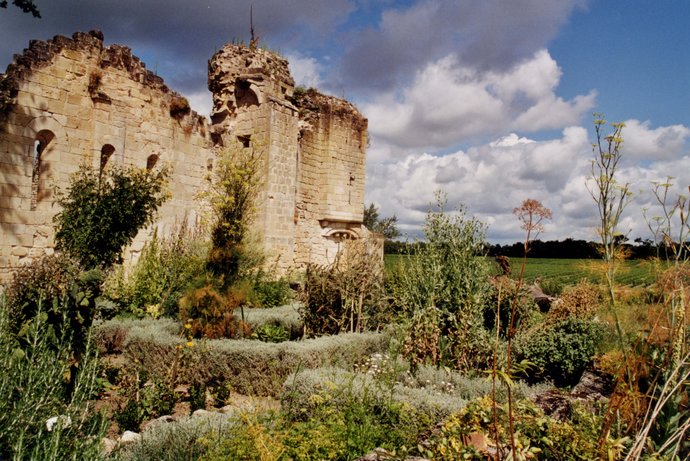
[0,297,106,460]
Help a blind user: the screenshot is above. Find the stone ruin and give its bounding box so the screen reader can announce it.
[0,30,379,280]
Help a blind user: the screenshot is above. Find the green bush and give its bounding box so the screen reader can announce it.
[236,303,302,340]
[252,322,290,343]
[249,273,292,308]
[483,276,539,339]
[389,193,492,371]
[424,396,611,461]
[103,222,209,319]
[516,317,606,386]
[114,375,177,432]
[54,163,168,270]
[110,414,229,461]
[202,147,264,288]
[4,253,102,356]
[0,298,106,460]
[282,367,464,432]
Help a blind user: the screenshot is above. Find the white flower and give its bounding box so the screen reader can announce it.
[46,415,72,432]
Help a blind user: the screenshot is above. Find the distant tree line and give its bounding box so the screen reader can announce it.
[385,237,688,260]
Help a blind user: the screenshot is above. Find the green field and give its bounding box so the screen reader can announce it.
[385,255,663,287]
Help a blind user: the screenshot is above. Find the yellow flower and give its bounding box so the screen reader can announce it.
[184,323,192,329]
[187,341,195,348]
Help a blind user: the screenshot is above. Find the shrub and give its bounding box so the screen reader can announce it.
[516,317,606,386]
[53,163,169,270]
[236,303,302,340]
[4,253,102,356]
[110,414,229,461]
[102,221,209,318]
[98,318,389,396]
[424,396,612,461]
[281,368,428,457]
[0,298,107,460]
[179,286,251,339]
[282,367,464,431]
[301,239,387,336]
[548,279,602,322]
[169,95,191,119]
[201,146,264,288]
[249,273,292,308]
[251,322,290,343]
[114,368,177,432]
[389,193,492,371]
[483,276,539,339]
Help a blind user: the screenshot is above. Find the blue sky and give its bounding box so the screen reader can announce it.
[2,0,690,243]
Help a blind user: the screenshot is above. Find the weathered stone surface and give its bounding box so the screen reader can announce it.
[141,414,175,431]
[0,32,380,280]
[118,430,141,444]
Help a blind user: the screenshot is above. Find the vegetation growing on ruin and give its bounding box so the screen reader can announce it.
[0,117,688,460]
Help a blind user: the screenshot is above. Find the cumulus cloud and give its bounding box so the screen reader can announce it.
[366,122,690,243]
[620,119,690,161]
[335,0,585,92]
[286,53,322,88]
[361,50,596,152]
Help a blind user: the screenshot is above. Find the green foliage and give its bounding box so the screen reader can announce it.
[301,239,387,336]
[114,369,177,432]
[425,396,616,460]
[202,146,263,287]
[484,276,539,339]
[54,163,169,270]
[516,317,606,386]
[252,322,290,343]
[95,317,387,397]
[0,299,107,460]
[189,382,207,413]
[110,415,224,461]
[548,279,601,322]
[389,192,492,371]
[4,253,102,356]
[102,221,209,318]
[236,303,303,340]
[179,285,251,339]
[249,273,292,308]
[363,203,400,240]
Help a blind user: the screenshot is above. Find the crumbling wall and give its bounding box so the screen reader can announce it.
[0,33,372,280]
[0,31,211,279]
[208,46,369,270]
[294,88,368,266]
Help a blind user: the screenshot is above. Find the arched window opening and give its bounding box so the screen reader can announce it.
[237,135,251,148]
[235,79,259,108]
[100,144,115,174]
[146,154,159,170]
[31,130,55,210]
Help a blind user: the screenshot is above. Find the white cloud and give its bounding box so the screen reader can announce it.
[366,122,690,244]
[183,89,213,118]
[361,50,596,151]
[620,119,690,161]
[286,53,323,88]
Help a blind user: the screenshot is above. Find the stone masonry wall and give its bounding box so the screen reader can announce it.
[0,33,372,280]
[0,31,211,280]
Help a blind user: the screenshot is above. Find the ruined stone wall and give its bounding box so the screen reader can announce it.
[294,89,368,265]
[0,33,371,280]
[208,46,369,270]
[0,31,211,279]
